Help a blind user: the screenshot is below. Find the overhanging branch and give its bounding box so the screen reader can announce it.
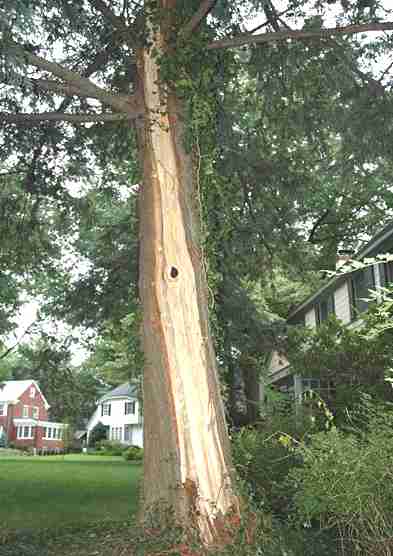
[30,78,95,99]
[180,0,218,38]
[208,22,393,50]
[0,112,133,124]
[10,42,142,115]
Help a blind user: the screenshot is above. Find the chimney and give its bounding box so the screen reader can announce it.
[336,249,354,270]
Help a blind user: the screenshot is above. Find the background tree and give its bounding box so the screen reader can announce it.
[4,333,102,426]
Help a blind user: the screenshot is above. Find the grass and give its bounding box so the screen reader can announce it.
[0,453,142,552]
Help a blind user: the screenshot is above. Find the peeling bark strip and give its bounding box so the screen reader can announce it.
[138,4,240,545]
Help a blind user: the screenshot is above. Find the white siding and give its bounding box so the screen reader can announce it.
[305,308,316,328]
[87,396,143,447]
[131,425,143,448]
[334,282,351,324]
[268,351,289,377]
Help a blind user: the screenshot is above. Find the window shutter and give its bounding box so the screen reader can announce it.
[327,294,335,315]
[108,404,111,417]
[101,404,104,417]
[364,266,375,289]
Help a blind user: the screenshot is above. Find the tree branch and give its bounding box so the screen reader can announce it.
[180,0,218,38]
[11,42,142,115]
[87,0,139,48]
[308,209,332,243]
[30,78,97,99]
[0,112,133,125]
[208,22,393,51]
[247,6,293,34]
[0,320,38,361]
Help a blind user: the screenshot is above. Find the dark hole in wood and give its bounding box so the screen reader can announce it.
[170,266,179,279]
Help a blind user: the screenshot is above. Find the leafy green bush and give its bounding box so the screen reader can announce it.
[232,385,337,515]
[232,411,311,515]
[289,411,393,555]
[123,445,143,461]
[96,440,124,456]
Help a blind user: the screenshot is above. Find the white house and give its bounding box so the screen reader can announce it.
[86,382,143,448]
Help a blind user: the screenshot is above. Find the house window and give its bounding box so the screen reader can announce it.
[32,407,39,419]
[350,267,375,317]
[111,427,122,441]
[124,425,133,443]
[22,406,29,418]
[29,386,35,398]
[101,403,111,416]
[16,425,34,438]
[125,401,136,415]
[301,378,321,394]
[300,378,334,401]
[315,295,335,325]
[43,427,59,440]
[0,403,5,416]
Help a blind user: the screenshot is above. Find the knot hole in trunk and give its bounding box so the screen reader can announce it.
[169,266,179,279]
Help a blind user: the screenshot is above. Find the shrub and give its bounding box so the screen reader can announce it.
[96,440,124,456]
[232,415,306,515]
[289,414,393,555]
[231,387,334,517]
[123,445,143,461]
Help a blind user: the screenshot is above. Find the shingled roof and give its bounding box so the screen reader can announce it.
[98,382,138,403]
[0,380,50,408]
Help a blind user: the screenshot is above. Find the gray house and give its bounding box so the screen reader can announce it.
[264,221,393,402]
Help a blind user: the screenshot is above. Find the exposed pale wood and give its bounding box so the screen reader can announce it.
[208,22,393,50]
[139,9,240,545]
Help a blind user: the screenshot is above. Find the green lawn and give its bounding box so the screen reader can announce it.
[0,454,141,532]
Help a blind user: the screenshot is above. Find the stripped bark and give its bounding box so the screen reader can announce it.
[138,4,240,544]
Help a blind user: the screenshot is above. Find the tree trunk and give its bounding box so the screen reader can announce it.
[137,8,240,546]
[242,355,261,425]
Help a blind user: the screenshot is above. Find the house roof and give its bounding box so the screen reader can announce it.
[0,380,50,409]
[287,220,393,320]
[98,382,138,403]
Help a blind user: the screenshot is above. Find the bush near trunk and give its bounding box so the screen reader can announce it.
[289,406,393,556]
[231,401,322,516]
[123,446,143,461]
